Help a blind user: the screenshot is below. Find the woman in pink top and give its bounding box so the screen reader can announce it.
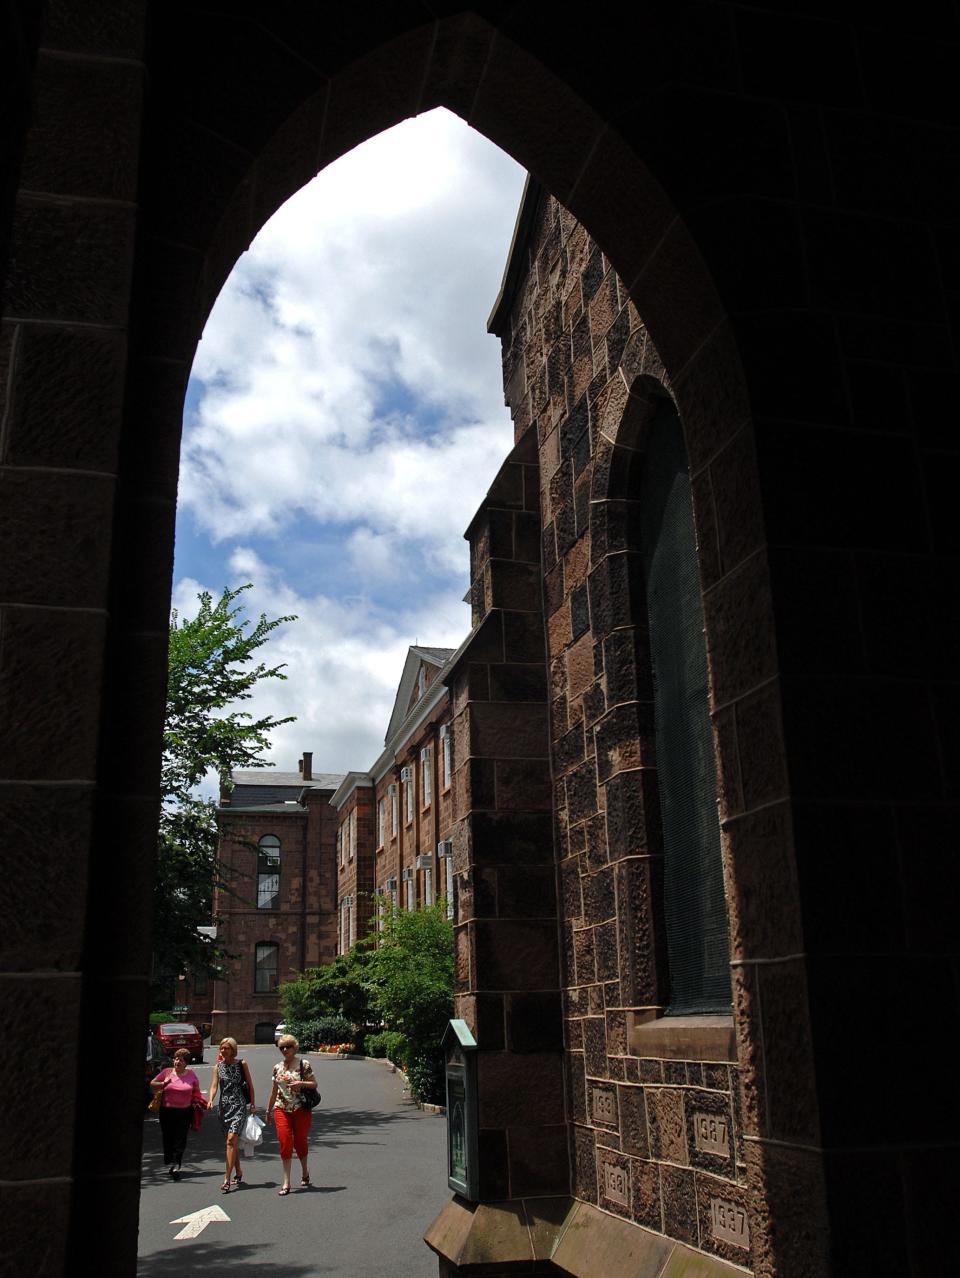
[150,1047,204,1178]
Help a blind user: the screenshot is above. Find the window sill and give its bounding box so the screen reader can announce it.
[627,1012,737,1063]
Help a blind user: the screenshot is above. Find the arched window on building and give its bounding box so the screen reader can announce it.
[254,942,279,993]
[257,835,281,909]
[638,399,730,1014]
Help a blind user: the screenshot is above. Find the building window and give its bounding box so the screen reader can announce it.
[404,767,414,824]
[377,797,385,847]
[403,868,414,911]
[340,897,351,954]
[339,824,345,868]
[349,897,356,947]
[254,942,279,993]
[440,723,452,789]
[421,746,432,807]
[375,888,385,933]
[349,809,356,861]
[638,401,730,1015]
[424,866,433,907]
[443,852,455,921]
[257,835,281,910]
[389,783,398,835]
[417,665,426,698]
[192,970,208,997]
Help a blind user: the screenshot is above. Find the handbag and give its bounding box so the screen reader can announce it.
[239,1059,251,1105]
[147,1074,164,1113]
[298,1058,321,1109]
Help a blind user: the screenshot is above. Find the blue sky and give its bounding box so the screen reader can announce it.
[173,110,527,777]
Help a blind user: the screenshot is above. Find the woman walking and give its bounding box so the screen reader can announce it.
[266,1034,318,1195]
[150,1048,205,1179]
[207,1036,255,1192]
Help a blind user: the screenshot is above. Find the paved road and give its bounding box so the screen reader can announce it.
[138,1046,448,1276]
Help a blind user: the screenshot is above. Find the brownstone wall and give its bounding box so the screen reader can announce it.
[213,796,338,1043]
[493,192,754,1267]
[336,785,375,945]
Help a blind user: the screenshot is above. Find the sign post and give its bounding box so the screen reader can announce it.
[442,1019,478,1200]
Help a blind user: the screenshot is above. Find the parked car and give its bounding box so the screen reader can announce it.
[157,1022,205,1063]
[274,1022,286,1044]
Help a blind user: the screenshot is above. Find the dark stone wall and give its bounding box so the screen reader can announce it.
[2,4,958,1274]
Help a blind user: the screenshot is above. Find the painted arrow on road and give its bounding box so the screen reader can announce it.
[169,1205,230,1240]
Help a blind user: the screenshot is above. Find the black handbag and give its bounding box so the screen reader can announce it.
[299,1059,321,1109]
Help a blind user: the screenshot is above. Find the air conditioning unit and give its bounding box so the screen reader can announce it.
[401,867,413,881]
[374,886,384,897]
[387,782,397,796]
[386,878,397,891]
[437,840,453,858]
[439,724,450,741]
[416,854,432,870]
[420,747,430,762]
[400,766,413,783]
[342,895,352,907]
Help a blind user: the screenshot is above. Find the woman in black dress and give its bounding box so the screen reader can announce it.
[207,1036,256,1192]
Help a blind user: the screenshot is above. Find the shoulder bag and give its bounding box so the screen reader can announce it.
[298,1058,321,1109]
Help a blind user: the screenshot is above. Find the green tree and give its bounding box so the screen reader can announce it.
[364,903,454,1103]
[279,941,375,1030]
[153,584,296,996]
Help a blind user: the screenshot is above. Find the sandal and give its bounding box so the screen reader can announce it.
[220,1180,232,1193]
[300,1174,310,1187]
[278,1186,291,1196]
[233,1169,243,1185]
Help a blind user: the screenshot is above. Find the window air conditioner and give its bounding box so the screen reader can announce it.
[416,854,432,870]
[374,886,384,897]
[439,724,450,740]
[400,766,413,783]
[437,840,453,858]
[387,782,397,796]
[401,867,413,881]
[386,878,397,891]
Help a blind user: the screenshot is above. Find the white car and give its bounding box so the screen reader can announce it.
[274,1022,286,1044]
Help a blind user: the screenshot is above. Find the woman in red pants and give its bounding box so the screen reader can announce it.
[266,1033,318,1194]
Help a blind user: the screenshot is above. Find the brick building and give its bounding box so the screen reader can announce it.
[211,754,342,1044]
[333,645,457,948]
[6,7,959,1274]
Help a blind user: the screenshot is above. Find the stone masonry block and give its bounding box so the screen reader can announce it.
[1,323,126,471]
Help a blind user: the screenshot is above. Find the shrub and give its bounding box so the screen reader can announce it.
[365,1029,408,1065]
[149,1010,176,1028]
[407,1050,445,1106]
[288,1014,353,1050]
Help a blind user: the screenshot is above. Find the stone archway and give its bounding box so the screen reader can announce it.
[4,6,954,1277]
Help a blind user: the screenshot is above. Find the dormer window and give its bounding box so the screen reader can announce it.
[417,666,426,698]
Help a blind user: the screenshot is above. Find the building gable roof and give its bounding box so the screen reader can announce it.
[384,645,455,744]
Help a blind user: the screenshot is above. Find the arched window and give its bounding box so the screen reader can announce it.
[254,942,279,993]
[638,400,730,1014]
[257,835,280,910]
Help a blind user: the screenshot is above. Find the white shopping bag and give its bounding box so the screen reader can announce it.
[240,1113,265,1157]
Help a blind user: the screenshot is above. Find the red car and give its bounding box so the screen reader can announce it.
[157,1023,205,1064]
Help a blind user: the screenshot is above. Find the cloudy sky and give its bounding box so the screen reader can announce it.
[173,109,527,783]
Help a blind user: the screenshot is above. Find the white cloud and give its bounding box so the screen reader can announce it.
[174,109,526,782]
[176,552,468,785]
[180,109,526,563]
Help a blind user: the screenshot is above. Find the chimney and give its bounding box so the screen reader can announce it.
[302,751,313,781]
[298,758,303,775]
